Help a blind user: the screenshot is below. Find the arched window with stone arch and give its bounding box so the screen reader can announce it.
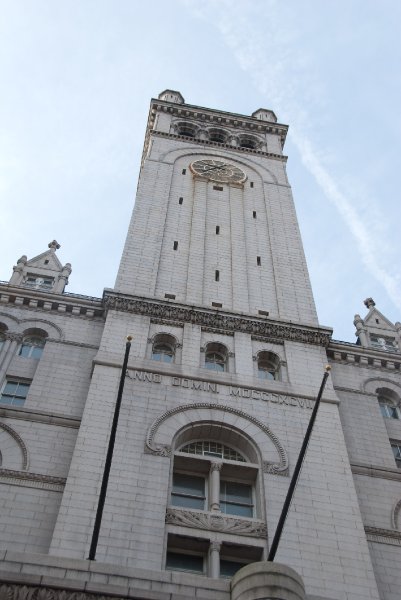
[237,134,260,150]
[166,422,265,577]
[257,351,281,381]
[377,388,400,420]
[204,342,228,372]
[207,128,228,144]
[18,328,48,360]
[175,121,198,139]
[151,333,176,364]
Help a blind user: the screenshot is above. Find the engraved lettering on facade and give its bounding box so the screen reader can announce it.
[229,386,312,409]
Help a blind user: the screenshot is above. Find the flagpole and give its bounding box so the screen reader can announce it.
[267,365,331,562]
[87,335,132,561]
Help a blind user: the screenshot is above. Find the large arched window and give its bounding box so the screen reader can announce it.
[166,424,263,578]
[238,135,259,150]
[378,388,399,419]
[151,334,176,364]
[19,330,47,359]
[205,342,228,372]
[208,128,228,144]
[257,351,280,381]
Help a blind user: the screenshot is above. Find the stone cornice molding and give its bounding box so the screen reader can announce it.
[0,282,104,319]
[104,292,332,347]
[145,402,289,476]
[351,462,401,482]
[150,130,288,162]
[0,406,80,428]
[0,468,65,491]
[150,97,288,137]
[165,507,267,538]
[365,526,401,546]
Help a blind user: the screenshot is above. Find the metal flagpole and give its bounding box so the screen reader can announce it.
[88,335,132,561]
[267,365,331,562]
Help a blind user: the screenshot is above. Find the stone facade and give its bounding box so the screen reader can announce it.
[0,91,400,600]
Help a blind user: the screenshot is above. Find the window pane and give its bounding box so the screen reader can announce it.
[221,502,253,518]
[4,382,18,394]
[171,494,205,510]
[17,383,30,398]
[12,398,26,407]
[222,481,252,503]
[166,552,204,573]
[171,473,205,509]
[220,559,247,578]
[31,346,44,359]
[19,345,31,357]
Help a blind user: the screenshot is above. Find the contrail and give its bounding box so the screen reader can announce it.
[185,0,401,310]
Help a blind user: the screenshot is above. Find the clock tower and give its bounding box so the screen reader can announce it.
[45,91,381,599]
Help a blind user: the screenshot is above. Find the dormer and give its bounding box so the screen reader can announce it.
[354,298,401,352]
[8,240,72,294]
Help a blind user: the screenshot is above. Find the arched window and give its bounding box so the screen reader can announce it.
[151,334,176,363]
[257,351,280,381]
[205,343,227,372]
[166,424,263,577]
[238,135,259,150]
[176,122,197,138]
[208,128,228,144]
[19,331,47,360]
[378,389,399,419]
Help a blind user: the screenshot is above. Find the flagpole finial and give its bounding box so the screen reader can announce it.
[325,365,331,372]
[126,335,133,342]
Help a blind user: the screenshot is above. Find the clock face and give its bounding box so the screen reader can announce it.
[190,159,247,184]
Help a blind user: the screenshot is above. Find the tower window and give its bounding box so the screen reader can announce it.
[205,342,227,372]
[19,334,46,359]
[0,380,30,407]
[391,442,401,468]
[216,226,220,235]
[215,270,220,282]
[182,169,186,175]
[257,351,280,381]
[151,334,176,363]
[257,256,261,266]
[253,211,257,219]
[213,185,224,191]
[173,241,178,251]
[250,182,254,188]
[179,197,183,205]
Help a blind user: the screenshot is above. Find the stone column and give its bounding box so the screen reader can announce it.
[209,461,222,512]
[209,541,221,579]
[231,562,305,600]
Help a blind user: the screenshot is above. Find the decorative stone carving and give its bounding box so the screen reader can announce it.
[0,422,29,469]
[145,402,289,475]
[0,586,119,600]
[165,507,267,538]
[104,292,332,347]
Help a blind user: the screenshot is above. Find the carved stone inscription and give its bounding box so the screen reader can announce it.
[128,369,312,410]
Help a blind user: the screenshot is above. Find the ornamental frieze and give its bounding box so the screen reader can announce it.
[165,507,267,538]
[103,293,332,347]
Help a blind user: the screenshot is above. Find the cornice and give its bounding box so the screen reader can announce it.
[0,468,66,492]
[0,406,81,428]
[103,292,332,347]
[0,282,104,319]
[327,341,401,373]
[150,97,289,137]
[351,462,401,482]
[365,526,401,546]
[150,130,288,162]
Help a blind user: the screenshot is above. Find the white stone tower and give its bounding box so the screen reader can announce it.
[11,91,382,599]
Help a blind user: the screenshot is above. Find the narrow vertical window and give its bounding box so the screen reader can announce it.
[182,169,186,175]
[257,256,261,266]
[216,226,220,235]
[250,182,254,188]
[215,270,220,282]
[253,211,257,219]
[179,197,183,205]
[173,241,178,251]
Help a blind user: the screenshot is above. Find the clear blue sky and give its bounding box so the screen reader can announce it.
[1,0,400,342]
